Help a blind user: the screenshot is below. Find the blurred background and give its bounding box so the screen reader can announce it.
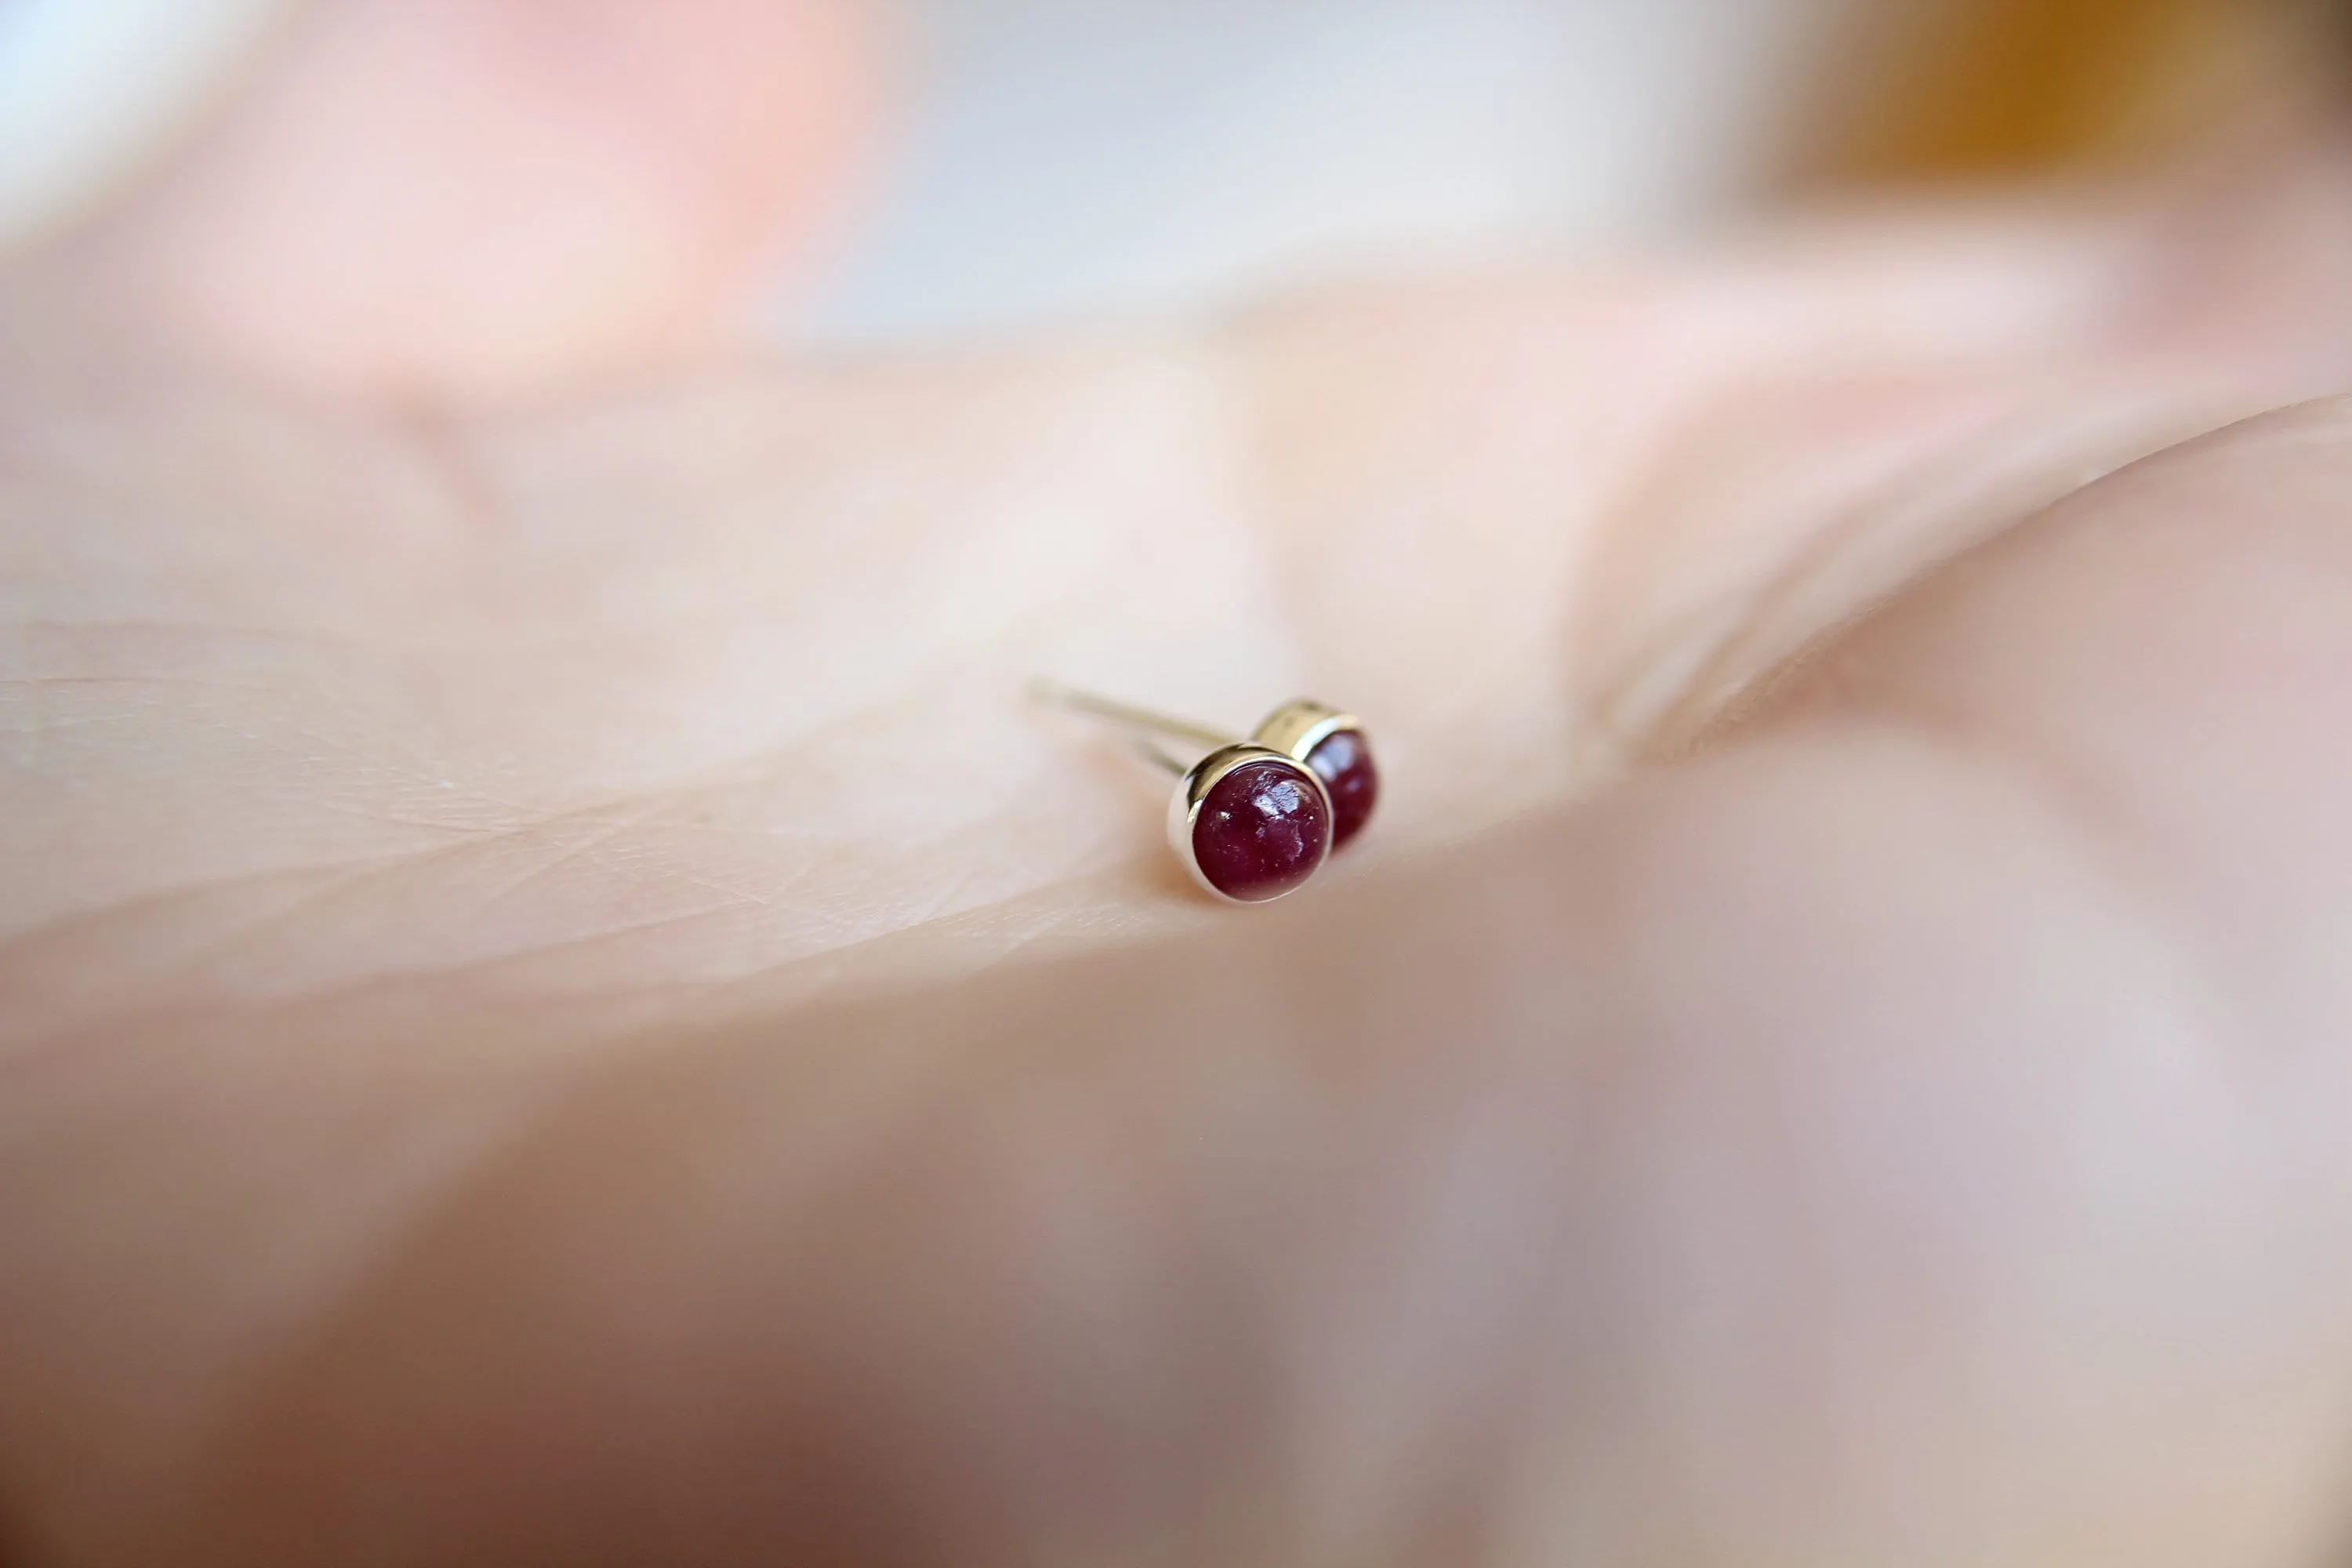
[801,0,2332,344]
[0,0,2342,365]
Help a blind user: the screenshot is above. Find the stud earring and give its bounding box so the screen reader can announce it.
[1242,699,1380,851]
[1029,682,1381,905]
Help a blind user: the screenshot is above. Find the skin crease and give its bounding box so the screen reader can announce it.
[5,5,2352,1563]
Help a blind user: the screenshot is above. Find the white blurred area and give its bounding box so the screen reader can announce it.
[0,0,1840,345]
[0,0,294,243]
[801,0,1836,343]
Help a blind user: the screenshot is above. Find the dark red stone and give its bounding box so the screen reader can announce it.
[1304,728,1379,849]
[1192,758,1330,902]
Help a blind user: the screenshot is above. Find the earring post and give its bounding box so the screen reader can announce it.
[1133,739,1190,778]
[1025,680,1240,751]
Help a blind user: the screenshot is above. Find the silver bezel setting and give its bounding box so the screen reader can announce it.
[1166,743,1335,905]
[1250,700,1363,770]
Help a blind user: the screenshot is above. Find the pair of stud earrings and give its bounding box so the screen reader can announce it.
[1031,681,1380,906]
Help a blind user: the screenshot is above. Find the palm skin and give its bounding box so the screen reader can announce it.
[5,87,2352,1565]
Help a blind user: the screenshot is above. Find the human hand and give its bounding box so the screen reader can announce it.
[6,13,2352,1562]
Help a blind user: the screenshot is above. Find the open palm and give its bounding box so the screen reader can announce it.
[6,78,2352,1563]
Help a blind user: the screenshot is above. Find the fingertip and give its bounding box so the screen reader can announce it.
[66,0,886,401]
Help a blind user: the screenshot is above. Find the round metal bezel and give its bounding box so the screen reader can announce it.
[1166,743,1335,905]
[1250,700,1364,769]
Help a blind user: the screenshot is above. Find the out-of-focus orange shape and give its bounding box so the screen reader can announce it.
[1801,0,2321,182]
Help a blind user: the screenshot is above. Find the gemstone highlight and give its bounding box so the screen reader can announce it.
[1192,759,1330,902]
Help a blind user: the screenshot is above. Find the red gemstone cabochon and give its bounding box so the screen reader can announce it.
[1192,759,1330,902]
[1304,728,1378,849]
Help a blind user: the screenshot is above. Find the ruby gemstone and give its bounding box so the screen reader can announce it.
[1192,759,1331,902]
[1304,728,1379,850]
